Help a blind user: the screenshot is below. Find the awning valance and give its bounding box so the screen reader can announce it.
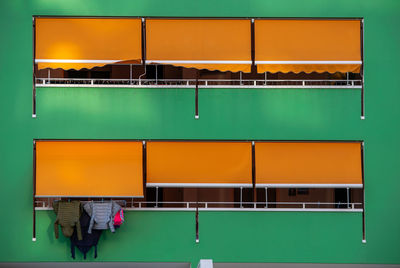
[146,141,252,187]
[35,141,144,197]
[146,19,252,73]
[255,142,363,188]
[35,18,142,70]
[255,19,362,73]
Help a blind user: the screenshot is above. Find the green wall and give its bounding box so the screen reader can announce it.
[1,0,400,266]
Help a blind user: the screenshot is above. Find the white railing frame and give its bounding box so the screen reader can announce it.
[34,200,363,212]
[35,78,362,89]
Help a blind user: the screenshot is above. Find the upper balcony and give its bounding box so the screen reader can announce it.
[33,17,365,117]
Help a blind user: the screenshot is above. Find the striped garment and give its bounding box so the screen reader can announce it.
[53,200,82,240]
[84,201,121,233]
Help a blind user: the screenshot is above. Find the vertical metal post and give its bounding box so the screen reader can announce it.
[361,141,366,243]
[155,186,159,208]
[195,71,199,119]
[361,19,365,120]
[142,141,147,204]
[141,18,146,66]
[32,140,37,241]
[139,18,147,86]
[32,17,37,118]
[346,187,350,208]
[265,187,268,208]
[47,69,50,82]
[240,187,243,208]
[251,141,256,205]
[195,203,199,243]
[130,64,132,85]
[346,72,349,85]
[250,19,256,74]
[264,72,267,85]
[155,64,158,85]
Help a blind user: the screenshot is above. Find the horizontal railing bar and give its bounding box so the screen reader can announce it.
[36,78,362,82]
[34,200,362,206]
[35,78,362,88]
[36,207,363,212]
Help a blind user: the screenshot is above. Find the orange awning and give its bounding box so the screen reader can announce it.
[35,141,144,197]
[146,19,252,73]
[255,142,362,187]
[146,141,252,187]
[35,18,142,70]
[255,19,362,73]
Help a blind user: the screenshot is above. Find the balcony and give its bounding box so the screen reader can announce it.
[35,78,362,89]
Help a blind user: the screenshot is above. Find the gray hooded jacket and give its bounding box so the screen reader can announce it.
[83,201,121,234]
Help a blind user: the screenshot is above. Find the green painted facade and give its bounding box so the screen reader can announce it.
[1,0,399,266]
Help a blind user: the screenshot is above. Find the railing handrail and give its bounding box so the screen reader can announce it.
[35,77,362,88]
[35,199,363,210]
[36,77,362,82]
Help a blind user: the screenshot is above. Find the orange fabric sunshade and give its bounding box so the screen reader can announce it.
[147,141,252,187]
[255,19,362,73]
[35,141,144,197]
[146,19,252,73]
[255,142,362,187]
[35,18,142,70]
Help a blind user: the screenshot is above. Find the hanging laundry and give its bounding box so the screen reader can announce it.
[70,210,102,260]
[113,209,124,228]
[84,201,121,233]
[53,200,82,240]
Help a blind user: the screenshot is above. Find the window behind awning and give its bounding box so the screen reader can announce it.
[35,18,142,70]
[255,19,362,73]
[146,19,252,73]
[35,141,144,197]
[255,142,363,188]
[146,141,253,187]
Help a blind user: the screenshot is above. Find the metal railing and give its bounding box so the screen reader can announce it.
[35,78,362,88]
[35,199,363,212]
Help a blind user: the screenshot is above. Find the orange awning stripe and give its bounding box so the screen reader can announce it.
[35,141,144,197]
[146,141,252,187]
[255,19,362,73]
[146,19,252,73]
[35,18,142,70]
[255,142,362,187]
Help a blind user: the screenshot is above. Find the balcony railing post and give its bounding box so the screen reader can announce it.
[130,64,132,85]
[155,186,159,208]
[240,187,243,208]
[264,72,267,85]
